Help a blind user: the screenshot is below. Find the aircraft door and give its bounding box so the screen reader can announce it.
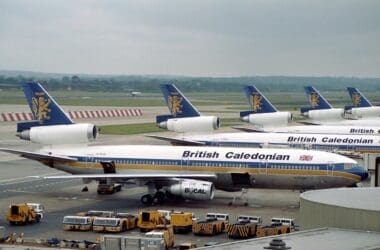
[86,154,95,168]
[375,157,380,187]
[259,161,267,174]
[327,161,334,176]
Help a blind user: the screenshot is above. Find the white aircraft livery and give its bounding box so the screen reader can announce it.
[0,82,368,205]
[237,85,380,135]
[158,132,380,154]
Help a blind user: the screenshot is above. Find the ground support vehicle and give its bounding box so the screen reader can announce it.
[137,210,166,232]
[227,222,257,239]
[145,224,175,249]
[97,182,122,195]
[171,212,193,233]
[192,219,225,236]
[62,216,93,231]
[26,203,44,219]
[237,215,262,225]
[77,210,115,218]
[93,217,130,233]
[255,224,291,237]
[7,203,40,225]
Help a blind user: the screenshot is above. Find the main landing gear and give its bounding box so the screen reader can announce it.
[141,191,165,205]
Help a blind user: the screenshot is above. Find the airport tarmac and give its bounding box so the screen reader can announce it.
[0,110,300,247]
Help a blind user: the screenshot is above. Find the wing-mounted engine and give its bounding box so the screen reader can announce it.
[302,108,344,121]
[345,107,380,119]
[18,123,97,145]
[158,116,220,133]
[165,179,215,200]
[241,112,292,127]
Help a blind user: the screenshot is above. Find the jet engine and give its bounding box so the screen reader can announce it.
[346,107,380,118]
[166,179,215,200]
[18,123,97,145]
[241,112,292,127]
[302,108,344,121]
[158,116,220,133]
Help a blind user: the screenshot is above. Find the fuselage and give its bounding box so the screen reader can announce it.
[43,145,367,190]
[184,132,380,154]
[262,125,380,135]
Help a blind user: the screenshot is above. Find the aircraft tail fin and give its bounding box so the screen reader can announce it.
[346,87,372,110]
[240,85,277,118]
[301,86,333,113]
[157,84,200,123]
[17,82,73,132]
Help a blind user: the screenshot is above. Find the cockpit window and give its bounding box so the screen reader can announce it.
[344,163,357,170]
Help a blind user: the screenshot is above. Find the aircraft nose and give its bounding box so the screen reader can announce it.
[361,169,369,181]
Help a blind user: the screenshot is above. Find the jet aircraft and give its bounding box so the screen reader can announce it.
[0,82,368,205]
[238,85,380,135]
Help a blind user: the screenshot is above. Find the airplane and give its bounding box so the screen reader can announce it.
[345,87,380,118]
[301,86,380,126]
[156,84,220,133]
[239,85,292,128]
[152,131,380,154]
[300,86,345,122]
[238,85,380,135]
[0,82,368,205]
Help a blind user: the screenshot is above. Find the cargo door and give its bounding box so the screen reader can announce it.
[259,161,267,174]
[327,161,334,176]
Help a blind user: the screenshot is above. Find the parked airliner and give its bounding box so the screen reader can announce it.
[238,85,380,135]
[0,82,368,205]
[301,86,380,126]
[345,87,380,118]
[156,84,220,133]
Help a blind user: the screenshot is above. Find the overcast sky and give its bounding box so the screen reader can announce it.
[0,0,379,77]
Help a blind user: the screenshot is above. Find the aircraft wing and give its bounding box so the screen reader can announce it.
[0,148,77,162]
[232,126,265,132]
[147,135,206,146]
[33,173,216,182]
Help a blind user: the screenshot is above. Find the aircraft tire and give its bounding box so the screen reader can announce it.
[141,194,153,204]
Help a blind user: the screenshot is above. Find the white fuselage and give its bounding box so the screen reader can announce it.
[262,125,380,135]
[181,132,380,153]
[42,145,365,190]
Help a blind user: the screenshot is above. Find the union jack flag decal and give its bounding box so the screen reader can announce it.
[299,155,313,161]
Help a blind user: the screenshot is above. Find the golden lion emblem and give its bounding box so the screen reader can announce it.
[251,94,262,112]
[309,92,319,108]
[32,92,51,124]
[351,93,361,107]
[168,94,183,116]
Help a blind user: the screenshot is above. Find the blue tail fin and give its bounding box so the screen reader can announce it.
[156,84,200,123]
[17,82,73,132]
[240,85,277,118]
[346,87,373,108]
[301,86,333,113]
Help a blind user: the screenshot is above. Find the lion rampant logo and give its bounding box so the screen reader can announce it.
[251,94,262,112]
[32,92,51,124]
[168,94,183,116]
[351,93,361,107]
[309,92,319,108]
